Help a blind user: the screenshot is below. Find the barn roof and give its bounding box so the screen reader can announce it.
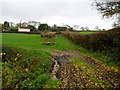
[19,27,29,29]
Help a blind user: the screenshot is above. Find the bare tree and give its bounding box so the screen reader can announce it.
[28,21,37,27]
[92,0,120,26]
[73,25,80,30]
[80,27,85,31]
[94,26,100,30]
[9,22,15,27]
[21,22,28,27]
[84,27,89,31]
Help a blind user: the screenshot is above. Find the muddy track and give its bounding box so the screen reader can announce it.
[57,50,120,87]
[49,49,120,88]
[31,48,120,88]
[52,55,95,88]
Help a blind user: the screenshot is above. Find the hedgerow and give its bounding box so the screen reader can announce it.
[62,27,120,65]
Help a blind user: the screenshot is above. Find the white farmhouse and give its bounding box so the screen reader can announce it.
[18,27,30,32]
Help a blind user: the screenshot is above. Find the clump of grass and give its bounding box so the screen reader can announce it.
[2,47,59,88]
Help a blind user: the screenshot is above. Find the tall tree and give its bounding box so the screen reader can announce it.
[93,0,120,27]
[4,21,10,31]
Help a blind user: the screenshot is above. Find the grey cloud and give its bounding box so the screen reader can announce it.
[2,1,93,20]
[1,0,113,29]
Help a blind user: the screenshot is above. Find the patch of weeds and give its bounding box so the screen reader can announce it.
[2,47,55,88]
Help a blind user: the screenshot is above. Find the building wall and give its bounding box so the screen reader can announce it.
[18,28,30,32]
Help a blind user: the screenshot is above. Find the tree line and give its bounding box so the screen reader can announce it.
[2,20,106,32]
[2,21,73,32]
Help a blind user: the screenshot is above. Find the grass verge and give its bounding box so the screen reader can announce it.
[76,47,120,68]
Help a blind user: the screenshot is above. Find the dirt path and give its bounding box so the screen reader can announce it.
[52,54,95,88]
[31,48,120,88]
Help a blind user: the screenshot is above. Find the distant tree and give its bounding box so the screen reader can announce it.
[84,27,89,31]
[80,27,85,31]
[28,25,36,31]
[9,22,15,27]
[51,24,58,31]
[16,20,22,27]
[68,27,74,31]
[93,0,120,26]
[38,24,49,31]
[28,21,37,27]
[73,25,80,30]
[53,24,57,28]
[4,21,10,31]
[63,24,73,31]
[94,26,100,30]
[51,24,68,31]
[64,24,70,28]
[103,29,105,31]
[21,22,28,27]
[16,23,21,27]
[58,27,67,31]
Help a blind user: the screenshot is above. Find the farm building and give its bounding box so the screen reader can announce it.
[18,27,30,32]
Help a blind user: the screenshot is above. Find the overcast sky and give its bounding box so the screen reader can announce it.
[0,0,115,30]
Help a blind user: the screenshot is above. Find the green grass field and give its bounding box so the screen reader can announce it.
[79,31,99,34]
[2,33,79,50]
